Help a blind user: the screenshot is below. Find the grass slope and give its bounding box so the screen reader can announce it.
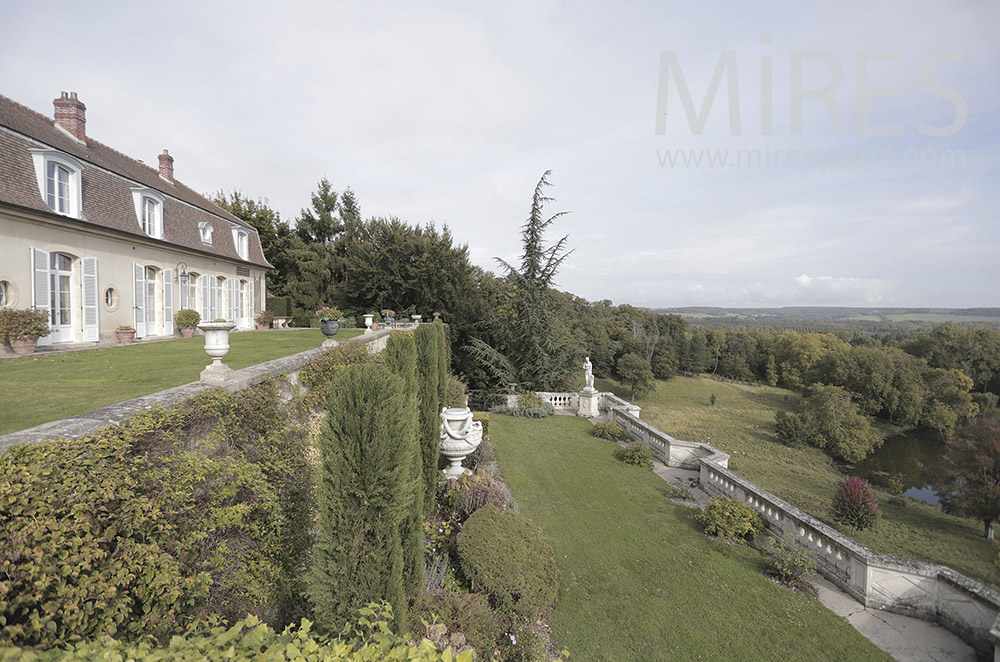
[602,375,1000,590]
[0,328,362,435]
[492,414,890,662]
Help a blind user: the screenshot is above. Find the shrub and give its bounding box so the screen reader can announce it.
[408,591,500,655]
[0,307,51,340]
[592,422,625,441]
[774,410,807,447]
[299,342,374,408]
[445,375,467,407]
[504,394,555,418]
[0,435,208,647]
[696,496,765,543]
[456,505,558,620]
[832,476,881,530]
[472,411,489,438]
[0,605,472,662]
[254,310,274,326]
[265,295,291,317]
[174,308,201,327]
[617,442,653,468]
[764,534,817,589]
[447,470,517,521]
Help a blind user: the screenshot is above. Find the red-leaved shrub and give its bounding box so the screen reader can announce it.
[832,476,880,530]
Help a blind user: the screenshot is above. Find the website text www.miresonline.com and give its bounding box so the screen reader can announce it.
[656,145,966,171]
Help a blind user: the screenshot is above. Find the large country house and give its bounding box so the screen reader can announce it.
[0,91,271,347]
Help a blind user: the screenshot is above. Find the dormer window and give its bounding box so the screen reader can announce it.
[130,188,165,238]
[199,221,214,245]
[232,228,249,260]
[29,149,84,218]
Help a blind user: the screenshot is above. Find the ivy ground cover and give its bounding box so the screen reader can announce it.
[0,328,361,435]
[491,414,890,661]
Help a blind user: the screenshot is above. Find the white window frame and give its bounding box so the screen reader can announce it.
[199,222,214,245]
[29,150,84,218]
[232,227,249,260]
[130,188,165,238]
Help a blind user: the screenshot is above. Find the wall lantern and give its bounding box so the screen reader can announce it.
[176,262,189,286]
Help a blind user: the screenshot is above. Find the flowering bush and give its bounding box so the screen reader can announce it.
[315,306,343,320]
[380,309,396,319]
[0,307,51,341]
[832,476,880,530]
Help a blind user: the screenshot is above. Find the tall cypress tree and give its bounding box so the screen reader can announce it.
[382,332,424,596]
[434,320,449,405]
[414,324,441,511]
[308,363,409,632]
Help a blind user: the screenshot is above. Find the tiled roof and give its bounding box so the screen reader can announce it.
[0,93,271,269]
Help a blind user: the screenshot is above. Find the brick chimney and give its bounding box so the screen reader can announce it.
[158,149,174,183]
[53,91,86,143]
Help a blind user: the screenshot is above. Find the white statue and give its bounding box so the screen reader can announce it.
[584,356,594,390]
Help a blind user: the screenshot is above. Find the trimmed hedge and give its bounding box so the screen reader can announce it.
[265,296,291,317]
[456,505,558,620]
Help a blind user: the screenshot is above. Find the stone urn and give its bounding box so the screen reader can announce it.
[412,314,422,323]
[9,336,40,355]
[439,407,483,479]
[364,314,374,332]
[320,318,340,347]
[197,321,236,383]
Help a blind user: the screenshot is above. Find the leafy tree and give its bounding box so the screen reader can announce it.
[617,352,655,400]
[782,384,883,462]
[680,329,711,374]
[308,364,411,632]
[937,417,1000,540]
[211,191,295,296]
[465,171,576,392]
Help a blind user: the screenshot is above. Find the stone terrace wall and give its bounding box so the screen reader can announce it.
[0,329,392,455]
[545,388,1000,658]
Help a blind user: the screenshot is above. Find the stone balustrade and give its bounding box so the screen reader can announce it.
[536,391,579,411]
[598,393,1000,659]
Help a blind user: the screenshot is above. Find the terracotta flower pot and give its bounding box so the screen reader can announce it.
[179,326,196,338]
[116,329,136,344]
[10,336,39,355]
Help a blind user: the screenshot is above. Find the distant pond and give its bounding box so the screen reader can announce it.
[849,430,949,506]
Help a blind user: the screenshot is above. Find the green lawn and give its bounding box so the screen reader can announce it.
[0,328,362,435]
[492,414,891,662]
[601,374,1000,590]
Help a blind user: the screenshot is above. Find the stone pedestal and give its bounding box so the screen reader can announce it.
[578,387,599,418]
[322,337,339,348]
[200,362,235,384]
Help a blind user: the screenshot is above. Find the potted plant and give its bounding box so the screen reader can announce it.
[315,307,343,338]
[174,309,201,337]
[380,308,396,324]
[116,324,136,344]
[0,307,51,355]
[255,310,273,330]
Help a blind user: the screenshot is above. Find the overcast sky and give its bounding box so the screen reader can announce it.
[2,1,997,308]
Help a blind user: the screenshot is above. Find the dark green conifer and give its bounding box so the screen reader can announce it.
[308,363,409,632]
[414,324,441,511]
[382,332,425,596]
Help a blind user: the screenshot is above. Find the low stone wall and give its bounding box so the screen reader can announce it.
[600,393,1000,659]
[0,329,392,455]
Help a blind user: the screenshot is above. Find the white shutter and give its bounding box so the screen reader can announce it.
[133,263,145,337]
[210,277,218,321]
[201,274,211,321]
[247,281,254,327]
[82,257,99,342]
[227,278,236,322]
[163,269,174,336]
[31,248,51,346]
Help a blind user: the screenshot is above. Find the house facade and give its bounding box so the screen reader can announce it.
[0,92,272,346]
